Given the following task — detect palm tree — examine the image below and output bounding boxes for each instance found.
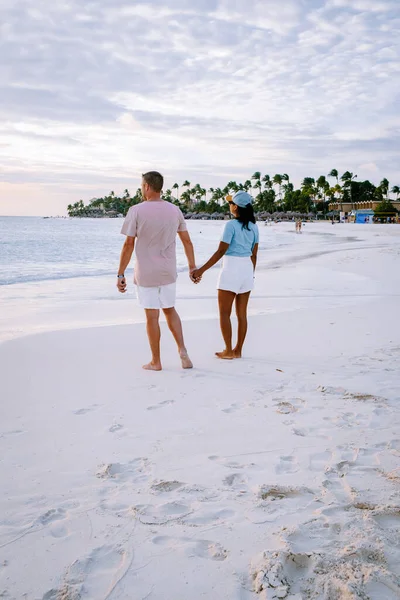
[273,174,283,204]
[227,181,240,193]
[172,182,179,200]
[244,180,252,192]
[182,180,191,207]
[391,185,400,200]
[328,169,341,211]
[379,178,389,200]
[253,179,262,199]
[262,174,272,190]
[341,172,357,209]
[180,189,191,211]
[251,172,261,198]
[316,176,330,210]
[301,178,317,210]
[328,169,339,186]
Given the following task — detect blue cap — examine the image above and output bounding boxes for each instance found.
[231,191,253,208]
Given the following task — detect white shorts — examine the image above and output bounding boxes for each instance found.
[217,255,254,295]
[136,283,176,309]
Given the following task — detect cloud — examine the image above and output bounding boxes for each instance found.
[0,0,399,214]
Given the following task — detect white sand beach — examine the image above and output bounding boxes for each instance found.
[1,223,400,599]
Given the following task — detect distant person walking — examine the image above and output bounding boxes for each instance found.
[117,171,197,371]
[192,191,259,359]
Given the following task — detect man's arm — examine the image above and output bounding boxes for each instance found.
[178,230,196,273]
[117,236,135,293]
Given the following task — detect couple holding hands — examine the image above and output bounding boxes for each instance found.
[117,171,259,371]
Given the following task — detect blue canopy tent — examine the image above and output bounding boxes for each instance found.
[354,209,374,223]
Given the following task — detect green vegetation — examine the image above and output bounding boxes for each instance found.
[67,172,399,218]
[373,200,398,218]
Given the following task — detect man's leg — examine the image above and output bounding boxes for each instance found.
[143,309,162,371]
[233,291,251,358]
[216,290,236,359]
[163,307,193,369]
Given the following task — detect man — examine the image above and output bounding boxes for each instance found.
[117,171,197,371]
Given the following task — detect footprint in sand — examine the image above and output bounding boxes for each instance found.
[42,545,130,600]
[292,426,330,440]
[221,403,239,414]
[275,455,299,475]
[152,536,228,561]
[73,408,92,415]
[150,480,184,494]
[275,401,297,414]
[208,455,256,470]
[0,429,25,438]
[387,439,400,454]
[309,450,332,473]
[257,485,310,502]
[96,457,151,483]
[132,501,193,525]
[37,508,67,525]
[318,385,388,406]
[108,423,123,433]
[147,399,175,411]
[183,507,236,527]
[73,404,99,416]
[223,473,247,488]
[246,485,315,525]
[373,508,400,533]
[35,508,69,539]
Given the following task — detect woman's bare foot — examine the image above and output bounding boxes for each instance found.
[180,352,193,369]
[233,349,242,359]
[215,350,235,360]
[142,361,162,371]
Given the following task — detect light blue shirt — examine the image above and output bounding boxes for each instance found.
[221,219,259,257]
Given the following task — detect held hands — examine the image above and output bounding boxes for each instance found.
[189,268,202,284]
[117,276,127,293]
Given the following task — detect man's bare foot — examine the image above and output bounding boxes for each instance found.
[233,349,242,359]
[180,352,193,369]
[142,361,162,371]
[215,350,235,360]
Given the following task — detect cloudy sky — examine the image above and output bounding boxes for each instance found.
[1,0,399,215]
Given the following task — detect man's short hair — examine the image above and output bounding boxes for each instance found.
[142,171,164,193]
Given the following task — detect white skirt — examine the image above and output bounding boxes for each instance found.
[217,255,254,295]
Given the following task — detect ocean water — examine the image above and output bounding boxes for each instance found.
[0,216,296,342]
[0,216,294,287]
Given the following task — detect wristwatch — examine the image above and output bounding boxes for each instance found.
[117,274,125,279]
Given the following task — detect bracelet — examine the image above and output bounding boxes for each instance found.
[117,274,125,279]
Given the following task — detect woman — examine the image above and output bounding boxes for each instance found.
[192,191,259,359]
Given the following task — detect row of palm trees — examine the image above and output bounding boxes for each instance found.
[165,171,399,213]
[68,172,400,217]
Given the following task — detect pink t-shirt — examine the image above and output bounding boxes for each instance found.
[121,200,187,287]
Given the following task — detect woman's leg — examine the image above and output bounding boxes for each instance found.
[233,291,251,358]
[216,290,236,359]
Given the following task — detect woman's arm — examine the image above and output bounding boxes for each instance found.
[193,242,229,279]
[251,243,259,270]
